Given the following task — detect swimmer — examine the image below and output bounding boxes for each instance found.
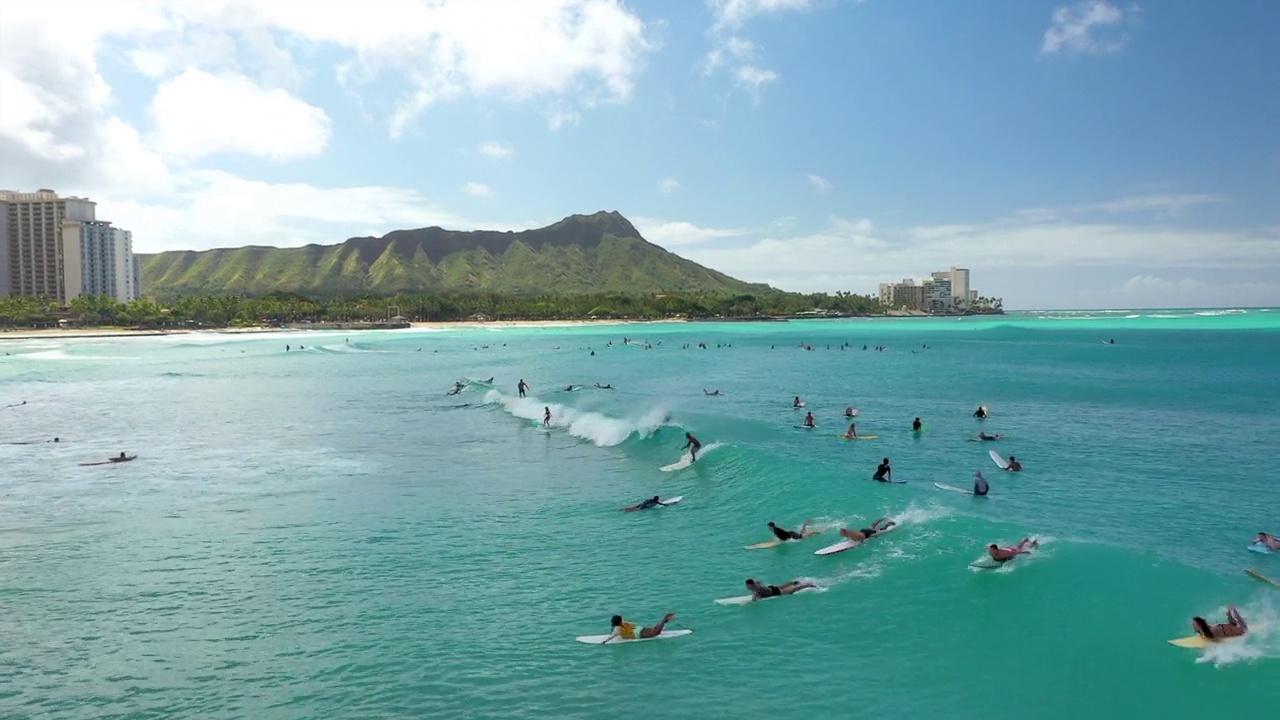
[838,517,896,543]
[745,578,816,600]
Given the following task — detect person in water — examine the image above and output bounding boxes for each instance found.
[703,389,723,396]
[745,578,816,600]
[973,471,990,496]
[873,458,892,482]
[625,496,669,512]
[987,538,1037,563]
[768,520,818,542]
[912,417,922,432]
[1192,606,1247,640]
[109,452,132,463]
[543,407,552,427]
[793,396,804,408]
[518,379,529,398]
[1254,532,1280,551]
[845,406,856,418]
[595,383,613,389]
[973,406,988,418]
[683,432,702,462]
[839,517,896,543]
[1005,456,1023,472]
[803,412,816,428]
[606,613,676,643]
[843,423,858,439]
[977,431,1001,441]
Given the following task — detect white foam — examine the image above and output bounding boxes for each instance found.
[1195,598,1278,667]
[484,390,673,447]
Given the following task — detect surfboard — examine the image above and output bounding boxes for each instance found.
[989,450,1009,470]
[745,531,823,549]
[715,587,822,605]
[1246,569,1280,588]
[934,482,975,495]
[576,628,693,645]
[623,496,683,512]
[872,476,907,484]
[79,456,136,467]
[793,402,805,408]
[1247,542,1275,555]
[838,435,878,440]
[1167,634,1243,649]
[794,425,818,430]
[815,523,900,555]
[660,454,694,472]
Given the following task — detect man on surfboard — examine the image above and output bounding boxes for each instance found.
[1192,606,1247,640]
[974,471,989,496]
[606,613,676,643]
[1004,456,1022,472]
[976,431,1001,441]
[745,578,816,600]
[986,538,1037,563]
[518,379,529,398]
[873,458,892,483]
[109,452,134,463]
[1254,532,1280,551]
[683,433,702,462]
[624,496,669,512]
[839,517,896,543]
[802,412,816,428]
[769,520,818,542]
[973,406,987,418]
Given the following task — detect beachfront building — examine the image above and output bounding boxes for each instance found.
[931,267,970,309]
[878,278,925,309]
[878,267,978,313]
[924,277,952,313]
[0,189,140,305]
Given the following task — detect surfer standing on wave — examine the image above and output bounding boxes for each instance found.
[683,433,702,463]
[543,407,552,427]
[518,379,529,398]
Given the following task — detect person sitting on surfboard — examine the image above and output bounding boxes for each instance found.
[624,496,668,512]
[793,396,804,408]
[803,412,816,428]
[1005,456,1022,472]
[109,452,134,463]
[1192,606,1247,641]
[974,471,989,496]
[768,520,817,542]
[1255,532,1280,551]
[606,613,676,643]
[683,433,702,462]
[912,417,922,432]
[838,517,896,543]
[872,458,892,483]
[973,406,987,418]
[745,578,816,600]
[843,423,858,439]
[987,538,1037,563]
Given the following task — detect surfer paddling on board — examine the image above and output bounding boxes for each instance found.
[872,458,892,483]
[977,431,1002,441]
[843,423,858,439]
[1192,606,1247,641]
[109,452,134,463]
[605,613,676,643]
[745,578,816,600]
[1005,456,1023,472]
[973,406,988,419]
[986,538,1038,563]
[624,496,669,512]
[768,520,818,542]
[802,412,816,428]
[518,379,529,398]
[912,417,922,432]
[974,471,990,496]
[683,433,702,463]
[1255,532,1280,551]
[838,518,896,543]
[703,389,723,396]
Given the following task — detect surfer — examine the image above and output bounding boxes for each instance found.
[518,379,529,398]
[606,613,676,643]
[793,396,804,408]
[845,406,856,418]
[842,423,858,439]
[109,452,134,463]
[1005,456,1023,472]
[986,538,1037,563]
[768,520,818,542]
[447,382,464,396]
[973,406,988,419]
[542,407,552,427]
[912,417,922,432]
[977,431,1001,441]
[973,471,990,496]
[1254,532,1280,551]
[802,412,816,428]
[872,457,892,483]
[838,517,896,543]
[745,578,816,600]
[1192,606,1247,640]
[703,389,723,396]
[624,496,669,512]
[595,383,613,389]
[683,432,702,462]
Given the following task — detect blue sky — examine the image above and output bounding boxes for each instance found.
[1,0,1277,309]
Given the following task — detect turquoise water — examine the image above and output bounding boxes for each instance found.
[2,308,1279,719]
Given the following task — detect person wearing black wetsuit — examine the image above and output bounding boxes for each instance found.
[912,417,922,432]
[745,578,815,600]
[873,458,891,482]
[768,520,813,541]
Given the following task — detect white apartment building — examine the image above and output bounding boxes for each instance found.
[1,189,139,305]
[878,267,977,312]
[931,267,970,308]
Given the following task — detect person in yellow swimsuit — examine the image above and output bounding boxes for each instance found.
[605,613,676,643]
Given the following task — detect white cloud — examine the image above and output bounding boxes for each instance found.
[703,0,815,101]
[478,141,513,159]
[709,0,812,32]
[548,107,582,130]
[659,178,681,195]
[1041,1,1133,56]
[632,217,748,248]
[1077,193,1224,215]
[462,182,493,198]
[807,173,832,194]
[150,69,331,162]
[1107,275,1280,309]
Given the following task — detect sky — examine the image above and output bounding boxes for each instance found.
[1,0,1277,309]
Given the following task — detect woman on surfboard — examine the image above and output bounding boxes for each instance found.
[605,613,676,643]
[843,423,858,439]
[745,578,816,600]
[1192,606,1247,640]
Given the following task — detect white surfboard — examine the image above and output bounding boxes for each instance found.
[715,587,823,605]
[815,523,900,555]
[576,628,693,645]
[934,482,974,495]
[989,450,1009,470]
[660,454,693,472]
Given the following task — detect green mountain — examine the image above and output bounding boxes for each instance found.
[140,211,769,298]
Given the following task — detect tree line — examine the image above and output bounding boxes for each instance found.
[0,290,937,328]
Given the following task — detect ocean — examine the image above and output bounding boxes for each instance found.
[2,308,1278,719]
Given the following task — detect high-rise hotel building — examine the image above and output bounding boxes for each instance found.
[0,189,142,304]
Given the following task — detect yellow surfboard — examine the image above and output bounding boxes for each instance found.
[1168,634,1243,649]
[1247,568,1280,588]
[745,540,782,549]
[838,435,878,440]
